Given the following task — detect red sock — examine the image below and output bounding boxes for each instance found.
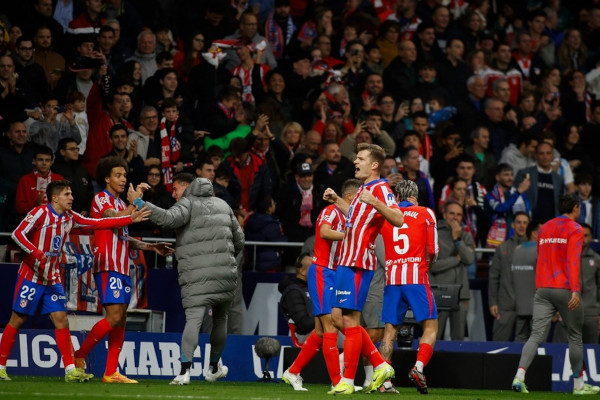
[360,327,385,367]
[289,331,322,374]
[105,326,124,376]
[55,328,75,367]
[416,343,434,368]
[322,332,341,385]
[75,318,113,359]
[342,326,362,380]
[0,324,18,366]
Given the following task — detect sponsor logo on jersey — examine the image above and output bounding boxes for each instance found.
[51,295,58,301]
[336,290,351,296]
[52,236,62,251]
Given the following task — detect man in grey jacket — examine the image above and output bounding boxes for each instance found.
[133,174,245,385]
[429,201,475,340]
[488,212,530,341]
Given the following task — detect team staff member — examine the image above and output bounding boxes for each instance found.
[0,180,149,382]
[323,143,404,395]
[283,179,361,391]
[380,180,438,395]
[512,194,600,395]
[74,157,172,384]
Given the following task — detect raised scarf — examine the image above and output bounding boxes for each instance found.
[160,117,181,191]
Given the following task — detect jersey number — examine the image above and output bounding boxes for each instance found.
[393,225,409,255]
[20,285,36,301]
[109,277,123,290]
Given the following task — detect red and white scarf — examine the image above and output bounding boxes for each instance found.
[265,12,295,59]
[298,185,313,227]
[160,117,181,191]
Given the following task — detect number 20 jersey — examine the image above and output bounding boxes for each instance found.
[381,203,438,285]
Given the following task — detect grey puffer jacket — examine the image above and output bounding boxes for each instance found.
[145,178,245,308]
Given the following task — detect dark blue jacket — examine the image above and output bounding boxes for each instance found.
[245,212,287,272]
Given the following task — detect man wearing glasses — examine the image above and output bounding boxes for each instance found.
[130,106,162,168]
[52,138,94,215]
[13,36,48,104]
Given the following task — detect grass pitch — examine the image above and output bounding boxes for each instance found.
[0,377,577,400]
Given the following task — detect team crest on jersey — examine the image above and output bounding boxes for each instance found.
[113,290,120,299]
[20,299,28,308]
[25,214,36,223]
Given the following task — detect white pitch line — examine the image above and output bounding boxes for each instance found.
[0,393,280,400]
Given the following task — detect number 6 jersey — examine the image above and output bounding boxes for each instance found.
[381,201,438,285]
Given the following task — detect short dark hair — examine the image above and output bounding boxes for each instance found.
[161,97,180,111]
[402,130,421,143]
[256,194,274,214]
[575,172,593,186]
[357,143,385,171]
[58,137,78,151]
[341,178,362,197]
[456,154,476,167]
[156,51,173,64]
[96,156,128,187]
[34,145,54,159]
[495,163,513,175]
[46,180,71,201]
[401,145,418,161]
[526,220,541,240]
[98,25,115,35]
[173,172,195,185]
[412,110,428,121]
[109,124,128,138]
[514,211,530,222]
[15,36,33,48]
[558,193,580,215]
[581,222,593,233]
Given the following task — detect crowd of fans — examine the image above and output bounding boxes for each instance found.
[2,0,600,276]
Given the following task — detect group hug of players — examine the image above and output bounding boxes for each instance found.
[282,143,438,395]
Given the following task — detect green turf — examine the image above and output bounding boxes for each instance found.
[0,377,577,400]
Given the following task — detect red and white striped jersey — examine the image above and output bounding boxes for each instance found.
[231,63,270,104]
[313,204,345,269]
[12,204,132,285]
[338,179,400,270]
[91,190,130,275]
[382,203,438,285]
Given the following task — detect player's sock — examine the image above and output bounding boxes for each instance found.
[180,361,192,375]
[209,361,219,373]
[105,326,124,376]
[75,318,113,359]
[359,327,386,368]
[362,364,373,387]
[516,367,526,381]
[289,331,322,375]
[342,326,362,380]
[55,328,75,368]
[574,376,585,391]
[322,332,341,385]
[0,324,17,366]
[415,343,433,372]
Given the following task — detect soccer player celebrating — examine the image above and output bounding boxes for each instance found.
[74,157,173,383]
[0,180,149,382]
[323,143,404,395]
[380,180,439,394]
[512,193,600,395]
[283,178,362,391]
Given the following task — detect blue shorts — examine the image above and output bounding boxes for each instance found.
[382,284,438,325]
[94,272,132,305]
[12,276,67,316]
[308,264,336,316]
[333,266,374,311]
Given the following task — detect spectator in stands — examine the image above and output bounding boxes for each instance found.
[429,201,475,340]
[561,70,595,127]
[514,142,565,223]
[97,25,119,73]
[512,31,545,88]
[296,130,322,161]
[557,28,588,73]
[431,5,455,51]
[488,212,530,341]
[499,131,537,173]
[68,0,104,37]
[526,8,555,68]
[401,130,430,177]
[264,0,298,62]
[559,123,593,177]
[32,26,65,91]
[204,87,241,139]
[59,91,89,155]
[456,75,488,138]
[376,21,401,68]
[574,173,600,239]
[483,97,515,162]
[224,11,277,71]
[22,0,65,56]
[231,41,270,105]
[51,138,94,216]
[278,162,316,265]
[157,98,195,185]
[383,39,417,103]
[486,163,531,244]
[400,146,434,210]
[415,21,444,64]
[438,37,472,104]
[464,126,496,190]
[0,55,37,130]
[481,42,522,107]
[245,194,288,272]
[29,95,81,153]
[430,126,464,201]
[103,124,145,189]
[313,141,355,211]
[128,30,157,84]
[13,36,48,105]
[82,89,132,178]
[279,253,314,341]
[15,146,64,218]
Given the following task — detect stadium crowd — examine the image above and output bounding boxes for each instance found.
[2,0,600,342]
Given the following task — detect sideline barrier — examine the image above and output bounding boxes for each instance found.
[0,329,599,392]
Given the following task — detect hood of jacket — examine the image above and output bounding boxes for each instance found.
[185,177,214,198]
[278,275,306,294]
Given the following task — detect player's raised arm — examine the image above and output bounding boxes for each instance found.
[323,188,350,215]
